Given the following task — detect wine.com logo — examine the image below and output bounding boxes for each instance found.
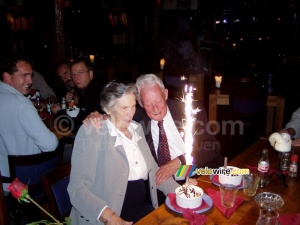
[195,166,250,175]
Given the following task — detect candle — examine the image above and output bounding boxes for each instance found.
[214,76,222,88]
[160,58,165,69]
[224,157,228,169]
[89,55,95,63]
[183,85,200,165]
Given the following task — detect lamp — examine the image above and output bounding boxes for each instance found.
[89,55,95,64]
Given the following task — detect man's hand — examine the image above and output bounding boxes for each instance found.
[65,92,74,102]
[50,104,61,115]
[280,128,295,139]
[292,137,300,147]
[82,111,107,129]
[156,158,180,186]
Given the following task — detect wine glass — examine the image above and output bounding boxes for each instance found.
[34,98,44,112]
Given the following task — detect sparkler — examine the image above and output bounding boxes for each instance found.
[182,84,201,165]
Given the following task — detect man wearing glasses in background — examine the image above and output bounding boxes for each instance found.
[51,57,106,134]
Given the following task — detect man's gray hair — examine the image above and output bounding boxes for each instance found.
[135,74,165,103]
[100,81,137,113]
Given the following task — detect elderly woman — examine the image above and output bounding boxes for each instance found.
[67,81,180,225]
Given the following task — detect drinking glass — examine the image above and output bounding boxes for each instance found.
[34,99,44,112]
[219,184,238,208]
[243,173,260,196]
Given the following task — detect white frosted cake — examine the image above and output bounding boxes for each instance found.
[218,166,242,185]
[175,185,203,208]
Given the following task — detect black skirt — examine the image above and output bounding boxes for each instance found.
[120,179,154,223]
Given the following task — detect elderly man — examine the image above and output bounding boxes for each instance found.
[52,57,105,134]
[0,53,58,179]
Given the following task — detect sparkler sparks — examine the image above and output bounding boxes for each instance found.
[182,84,201,165]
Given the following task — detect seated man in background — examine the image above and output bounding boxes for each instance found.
[281,107,300,147]
[0,53,58,180]
[56,60,79,104]
[31,70,57,100]
[51,57,106,134]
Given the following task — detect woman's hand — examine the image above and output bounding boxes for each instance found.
[82,111,107,129]
[106,214,133,225]
[100,208,133,225]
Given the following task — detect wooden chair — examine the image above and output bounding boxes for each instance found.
[41,163,72,222]
[2,140,64,223]
[0,171,8,225]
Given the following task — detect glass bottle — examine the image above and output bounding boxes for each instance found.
[35,89,41,99]
[258,149,270,187]
[279,152,291,172]
[46,94,52,115]
[288,154,298,177]
[61,97,66,110]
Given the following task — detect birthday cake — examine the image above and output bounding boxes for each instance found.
[218,166,242,185]
[175,184,203,208]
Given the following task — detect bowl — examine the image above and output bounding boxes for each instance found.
[255,192,284,210]
[218,166,242,186]
[66,106,80,118]
[175,185,203,209]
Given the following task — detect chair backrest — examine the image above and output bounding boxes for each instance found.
[7,140,64,203]
[231,94,266,115]
[41,163,72,221]
[0,171,8,225]
[229,87,268,137]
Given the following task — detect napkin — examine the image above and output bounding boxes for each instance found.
[279,213,300,225]
[182,208,207,225]
[211,175,243,188]
[206,188,244,219]
[168,193,209,212]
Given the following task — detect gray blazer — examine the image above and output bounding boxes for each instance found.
[67,120,179,225]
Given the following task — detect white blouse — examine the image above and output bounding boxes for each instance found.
[106,120,148,181]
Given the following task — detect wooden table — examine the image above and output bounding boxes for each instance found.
[135,139,300,225]
[208,89,285,134]
[43,117,74,140]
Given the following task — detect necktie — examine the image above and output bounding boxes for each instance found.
[157,120,171,166]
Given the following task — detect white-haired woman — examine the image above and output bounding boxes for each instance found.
[68,80,180,225]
